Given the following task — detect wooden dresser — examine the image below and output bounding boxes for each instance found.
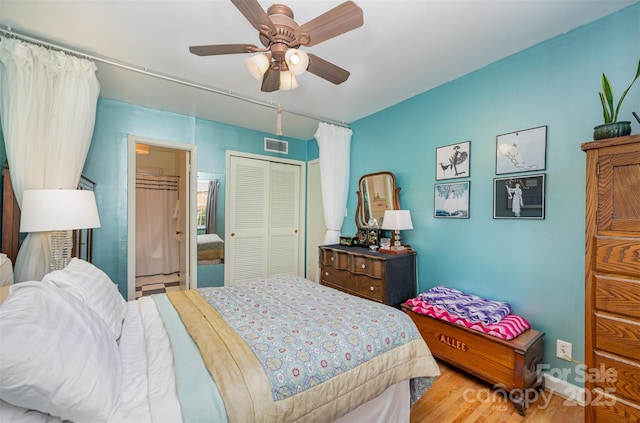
[582,134,640,422]
[318,244,416,307]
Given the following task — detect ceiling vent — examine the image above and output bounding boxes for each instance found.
[264,137,288,154]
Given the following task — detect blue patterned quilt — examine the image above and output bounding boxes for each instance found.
[197,275,427,401]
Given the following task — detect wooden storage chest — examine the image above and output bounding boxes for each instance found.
[402,305,544,415]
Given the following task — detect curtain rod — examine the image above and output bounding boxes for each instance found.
[0,27,350,129]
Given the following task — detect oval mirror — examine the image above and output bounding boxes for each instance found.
[355,171,401,229]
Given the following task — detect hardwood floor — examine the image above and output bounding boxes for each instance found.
[411,360,584,422]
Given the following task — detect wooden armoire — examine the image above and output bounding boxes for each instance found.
[582,134,640,422]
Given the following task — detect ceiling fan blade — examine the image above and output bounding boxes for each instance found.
[307,54,350,85]
[295,1,363,47]
[189,44,259,56]
[261,65,280,92]
[231,0,276,35]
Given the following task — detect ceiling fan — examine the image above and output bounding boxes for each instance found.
[189,0,364,92]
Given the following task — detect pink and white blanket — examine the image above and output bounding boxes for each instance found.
[405,297,530,341]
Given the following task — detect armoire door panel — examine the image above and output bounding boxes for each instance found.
[598,151,640,232]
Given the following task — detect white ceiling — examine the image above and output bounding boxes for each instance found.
[0,0,635,140]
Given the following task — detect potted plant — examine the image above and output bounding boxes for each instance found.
[593,58,640,140]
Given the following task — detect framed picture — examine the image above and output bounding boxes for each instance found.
[434,181,470,218]
[493,174,545,219]
[495,126,547,175]
[436,141,471,180]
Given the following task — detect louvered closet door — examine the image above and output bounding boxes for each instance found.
[227,156,301,285]
[228,157,270,284]
[269,162,300,276]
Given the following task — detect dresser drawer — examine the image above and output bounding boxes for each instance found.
[594,351,640,404]
[595,275,640,319]
[320,248,349,268]
[595,236,640,277]
[320,265,384,302]
[595,312,640,361]
[350,255,384,279]
[592,390,640,423]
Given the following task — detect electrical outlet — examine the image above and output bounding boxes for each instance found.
[556,339,572,361]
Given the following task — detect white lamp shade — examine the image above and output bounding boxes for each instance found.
[279,70,299,90]
[381,210,413,230]
[285,48,309,75]
[20,189,101,232]
[245,54,270,80]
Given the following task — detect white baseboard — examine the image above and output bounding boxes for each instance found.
[543,374,586,406]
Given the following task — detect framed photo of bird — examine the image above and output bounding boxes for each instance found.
[495,126,547,175]
[435,141,471,180]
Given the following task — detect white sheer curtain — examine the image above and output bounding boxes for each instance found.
[314,122,352,245]
[135,176,180,277]
[0,38,100,281]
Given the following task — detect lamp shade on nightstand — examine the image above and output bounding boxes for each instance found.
[20,189,101,232]
[20,189,101,271]
[381,210,413,249]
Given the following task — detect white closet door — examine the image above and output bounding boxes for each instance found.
[226,156,301,285]
[268,162,300,276]
[227,156,270,284]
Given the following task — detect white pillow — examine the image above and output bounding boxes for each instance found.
[42,258,127,339]
[0,281,122,422]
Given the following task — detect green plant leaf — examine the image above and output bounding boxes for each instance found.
[601,73,615,122]
[612,58,640,122]
[599,92,612,123]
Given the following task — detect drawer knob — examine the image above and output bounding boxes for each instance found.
[370,286,375,291]
[361,264,366,269]
[330,257,334,261]
[325,272,329,276]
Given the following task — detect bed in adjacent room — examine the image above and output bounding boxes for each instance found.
[197,233,224,265]
[0,259,439,423]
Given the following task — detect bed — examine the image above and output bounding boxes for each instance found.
[0,259,439,423]
[197,233,224,265]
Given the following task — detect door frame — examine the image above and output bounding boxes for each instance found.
[126,135,198,300]
[224,150,306,286]
[306,159,325,282]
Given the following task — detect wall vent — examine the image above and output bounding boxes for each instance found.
[264,137,288,154]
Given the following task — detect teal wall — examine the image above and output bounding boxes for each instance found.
[1,3,638,389]
[344,4,640,386]
[81,99,309,295]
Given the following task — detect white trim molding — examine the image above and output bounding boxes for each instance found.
[543,374,586,406]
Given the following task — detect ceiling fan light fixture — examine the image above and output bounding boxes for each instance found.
[279,70,298,91]
[285,48,309,75]
[245,54,270,80]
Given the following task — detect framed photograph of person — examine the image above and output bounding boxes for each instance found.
[495,126,547,175]
[435,141,471,180]
[434,181,470,218]
[493,174,545,219]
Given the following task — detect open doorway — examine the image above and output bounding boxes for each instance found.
[126,135,197,300]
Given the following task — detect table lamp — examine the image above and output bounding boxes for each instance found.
[381,210,413,250]
[20,189,101,271]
